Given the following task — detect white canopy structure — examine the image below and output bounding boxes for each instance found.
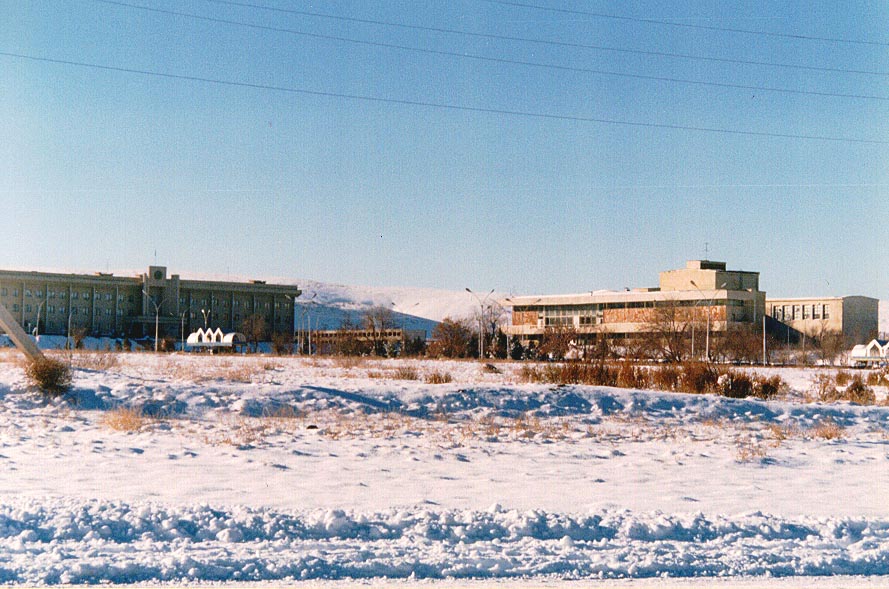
[186,328,247,351]
[849,339,888,367]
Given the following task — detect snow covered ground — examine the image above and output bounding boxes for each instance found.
[2,351,889,585]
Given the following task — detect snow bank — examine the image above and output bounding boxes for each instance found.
[3,499,889,584]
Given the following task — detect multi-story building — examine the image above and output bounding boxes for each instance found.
[0,266,301,340]
[503,260,766,347]
[765,296,878,344]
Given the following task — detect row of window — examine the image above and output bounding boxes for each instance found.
[772,304,830,321]
[0,287,135,303]
[177,296,290,310]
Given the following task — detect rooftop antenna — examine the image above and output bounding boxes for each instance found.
[704,242,710,258]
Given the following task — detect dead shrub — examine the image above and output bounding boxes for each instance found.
[751,374,786,400]
[821,374,875,405]
[811,373,837,403]
[718,370,753,399]
[866,370,886,386]
[69,352,119,371]
[393,366,419,380]
[616,360,649,389]
[102,406,146,432]
[841,375,876,405]
[811,418,844,440]
[835,370,851,387]
[650,364,681,391]
[24,356,72,396]
[425,371,453,384]
[679,362,719,394]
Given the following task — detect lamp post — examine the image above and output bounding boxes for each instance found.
[466,287,495,359]
[34,300,46,339]
[391,301,419,356]
[180,309,190,352]
[142,289,163,353]
[201,308,211,330]
[689,280,726,362]
[298,293,316,355]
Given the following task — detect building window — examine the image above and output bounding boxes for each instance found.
[71,307,78,315]
[105,293,112,301]
[72,292,78,299]
[48,290,55,298]
[83,292,90,300]
[36,290,43,298]
[25,304,31,313]
[0,288,6,296]
[48,305,55,314]
[813,305,820,319]
[25,289,32,297]
[802,305,810,320]
[12,289,18,297]
[823,305,830,319]
[12,304,19,311]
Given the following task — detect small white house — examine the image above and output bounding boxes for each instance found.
[849,339,888,367]
[186,328,247,352]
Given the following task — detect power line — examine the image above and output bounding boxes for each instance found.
[2,50,886,145]
[482,0,889,47]
[92,0,889,102]
[201,0,889,77]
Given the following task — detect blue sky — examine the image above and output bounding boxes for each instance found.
[2,0,887,298]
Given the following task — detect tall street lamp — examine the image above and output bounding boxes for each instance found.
[33,300,46,339]
[201,308,211,329]
[690,280,726,362]
[180,308,190,352]
[466,287,495,359]
[143,289,163,352]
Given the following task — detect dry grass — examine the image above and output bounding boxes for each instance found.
[23,356,72,396]
[68,352,120,371]
[735,437,769,462]
[811,418,845,440]
[102,406,147,432]
[425,371,453,384]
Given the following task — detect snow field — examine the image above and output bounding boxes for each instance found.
[2,352,889,584]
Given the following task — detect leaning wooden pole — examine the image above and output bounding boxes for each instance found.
[0,303,45,361]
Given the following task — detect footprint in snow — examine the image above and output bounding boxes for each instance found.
[129,448,144,454]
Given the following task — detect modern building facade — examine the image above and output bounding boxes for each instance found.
[0,266,301,340]
[503,260,766,346]
[765,296,878,344]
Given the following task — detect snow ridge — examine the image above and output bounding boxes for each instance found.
[4,499,889,584]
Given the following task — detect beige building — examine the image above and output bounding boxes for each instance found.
[0,266,300,340]
[503,260,766,345]
[765,296,878,344]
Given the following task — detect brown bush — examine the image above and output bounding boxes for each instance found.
[866,369,888,387]
[811,418,844,440]
[425,371,453,384]
[24,356,72,396]
[616,359,649,389]
[752,374,786,400]
[835,370,851,387]
[102,406,146,432]
[393,366,419,380]
[650,364,681,391]
[718,370,753,399]
[811,373,837,402]
[820,374,875,405]
[679,362,719,394]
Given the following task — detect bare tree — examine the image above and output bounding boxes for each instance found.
[539,325,578,361]
[647,299,690,363]
[428,317,473,358]
[363,305,395,356]
[241,314,267,353]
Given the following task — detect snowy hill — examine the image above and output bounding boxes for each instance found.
[289,278,495,334]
